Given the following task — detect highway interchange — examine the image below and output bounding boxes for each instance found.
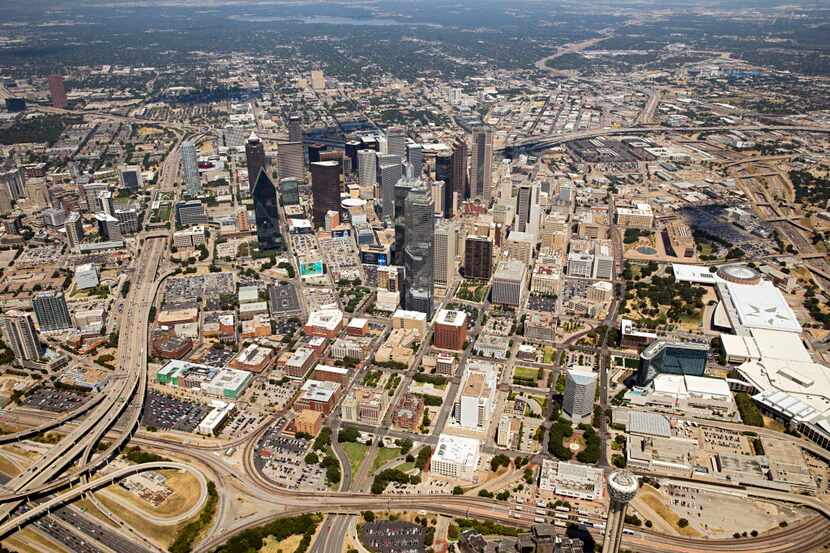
[0,116,829,552]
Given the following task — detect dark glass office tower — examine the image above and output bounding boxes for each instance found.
[252,169,282,252]
[310,161,341,228]
[279,178,301,206]
[451,137,468,202]
[435,152,453,218]
[638,341,710,385]
[403,184,434,319]
[246,133,266,193]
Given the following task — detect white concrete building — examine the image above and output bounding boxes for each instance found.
[430,434,481,481]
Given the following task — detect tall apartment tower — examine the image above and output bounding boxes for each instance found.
[251,169,282,252]
[48,75,68,109]
[433,220,457,287]
[245,133,266,192]
[602,472,640,553]
[0,311,44,363]
[357,150,377,188]
[310,161,341,228]
[451,137,468,206]
[464,235,493,280]
[406,143,424,177]
[180,140,201,197]
[287,114,303,143]
[278,142,304,181]
[32,291,72,332]
[378,154,402,221]
[403,184,435,319]
[563,368,598,423]
[64,211,84,251]
[385,127,406,160]
[470,126,493,203]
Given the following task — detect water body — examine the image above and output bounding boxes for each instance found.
[229,15,434,27]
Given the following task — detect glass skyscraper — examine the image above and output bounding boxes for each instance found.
[180,140,201,197]
[252,169,282,252]
[403,183,434,320]
[638,341,709,385]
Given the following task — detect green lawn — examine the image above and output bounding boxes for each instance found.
[393,462,416,473]
[529,395,548,413]
[341,442,370,475]
[543,347,556,364]
[371,447,401,473]
[514,366,541,380]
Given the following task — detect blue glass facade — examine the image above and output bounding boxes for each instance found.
[638,341,709,385]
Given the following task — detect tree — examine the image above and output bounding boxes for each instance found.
[304,452,319,465]
[452,486,463,495]
[362,511,375,523]
[399,437,413,455]
[338,426,360,443]
[678,518,689,528]
[490,454,510,471]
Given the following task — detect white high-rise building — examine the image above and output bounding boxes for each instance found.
[0,311,43,363]
[378,154,402,220]
[64,211,84,251]
[357,150,377,188]
[563,368,597,423]
[568,252,594,279]
[407,143,423,176]
[181,140,201,197]
[431,434,481,481]
[83,182,108,213]
[593,242,614,280]
[455,361,497,430]
[433,220,457,287]
[385,127,406,160]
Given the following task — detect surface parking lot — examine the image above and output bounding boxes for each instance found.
[142,391,210,432]
[528,294,557,312]
[218,411,263,439]
[22,387,88,413]
[256,429,327,491]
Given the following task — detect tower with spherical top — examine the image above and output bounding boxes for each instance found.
[602,470,640,553]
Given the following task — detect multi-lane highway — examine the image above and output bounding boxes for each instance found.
[503,124,830,153]
[0,237,164,516]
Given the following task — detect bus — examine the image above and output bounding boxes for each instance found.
[555,506,570,513]
[554,521,568,528]
[534,516,545,523]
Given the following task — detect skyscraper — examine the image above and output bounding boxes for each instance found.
[407,143,424,176]
[48,75,68,109]
[563,369,598,423]
[515,183,537,233]
[464,236,493,280]
[310,161,341,228]
[403,183,434,319]
[0,311,43,363]
[287,114,303,143]
[435,152,453,218]
[385,127,406,160]
[278,142,304,181]
[83,182,108,213]
[394,176,420,262]
[451,136,468,209]
[32,291,72,332]
[433,220,457,287]
[279,178,301,206]
[378,154,402,221]
[252,169,282,252]
[602,472,640,553]
[64,211,84,251]
[245,133,266,192]
[180,140,201,197]
[357,150,377,188]
[470,126,493,203]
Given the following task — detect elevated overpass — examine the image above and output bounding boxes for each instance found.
[502,124,830,155]
[0,237,165,514]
